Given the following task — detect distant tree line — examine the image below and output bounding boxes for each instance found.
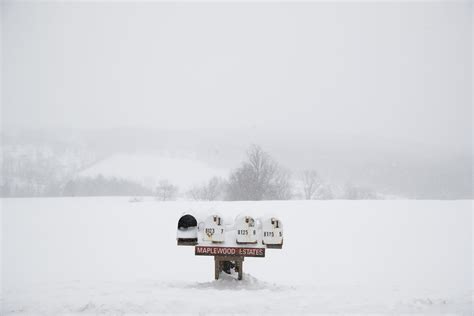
[63,175,152,196]
[183,145,380,201]
[155,180,179,201]
[182,145,379,201]
[1,143,380,199]
[0,144,100,197]
[186,177,226,201]
[67,146,379,200]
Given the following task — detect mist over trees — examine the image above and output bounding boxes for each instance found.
[0,140,382,200]
[187,177,225,201]
[302,170,323,200]
[343,183,378,200]
[0,141,100,197]
[300,170,335,200]
[1,128,471,199]
[155,180,178,201]
[226,145,293,201]
[63,175,152,196]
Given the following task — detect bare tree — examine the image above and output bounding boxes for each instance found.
[226,163,256,200]
[204,177,224,201]
[268,168,293,200]
[227,145,292,200]
[156,180,178,201]
[187,177,225,201]
[318,184,334,200]
[301,170,323,200]
[343,183,378,200]
[186,186,202,201]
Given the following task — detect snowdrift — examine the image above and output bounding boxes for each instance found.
[1,198,472,314]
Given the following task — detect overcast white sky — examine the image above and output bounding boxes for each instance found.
[2,1,472,148]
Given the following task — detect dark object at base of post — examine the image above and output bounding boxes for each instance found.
[177,238,198,246]
[222,261,235,274]
[214,256,244,280]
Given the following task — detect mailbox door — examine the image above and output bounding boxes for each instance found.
[177,214,199,246]
[236,222,257,244]
[262,227,283,245]
[203,222,225,243]
[177,226,198,245]
[177,226,198,239]
[262,218,283,246]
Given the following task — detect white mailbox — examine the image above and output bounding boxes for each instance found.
[203,214,225,243]
[177,214,198,245]
[262,217,283,248]
[235,215,258,244]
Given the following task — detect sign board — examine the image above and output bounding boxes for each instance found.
[195,246,265,257]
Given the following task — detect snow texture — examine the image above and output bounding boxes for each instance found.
[1,198,472,315]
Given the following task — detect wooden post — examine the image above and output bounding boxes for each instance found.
[214,257,221,280]
[237,260,243,280]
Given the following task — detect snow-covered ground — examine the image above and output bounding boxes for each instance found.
[1,198,472,315]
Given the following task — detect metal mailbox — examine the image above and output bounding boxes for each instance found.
[262,217,283,248]
[203,214,225,243]
[176,214,198,245]
[235,215,257,244]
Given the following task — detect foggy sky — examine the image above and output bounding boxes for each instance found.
[2,1,472,148]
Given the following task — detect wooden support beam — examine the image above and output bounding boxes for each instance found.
[214,259,221,280]
[237,260,243,280]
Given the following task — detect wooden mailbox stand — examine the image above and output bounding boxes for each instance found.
[177,214,283,281]
[195,245,265,280]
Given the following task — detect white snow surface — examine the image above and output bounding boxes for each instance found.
[1,198,472,315]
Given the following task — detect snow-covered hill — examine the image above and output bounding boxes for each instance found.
[78,153,229,190]
[2,198,472,314]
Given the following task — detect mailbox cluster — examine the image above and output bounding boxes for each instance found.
[176,213,283,280]
[176,213,284,249]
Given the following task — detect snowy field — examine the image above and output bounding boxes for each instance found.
[1,198,472,315]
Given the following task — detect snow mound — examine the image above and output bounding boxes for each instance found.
[192,273,289,291]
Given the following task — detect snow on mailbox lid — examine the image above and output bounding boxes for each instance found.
[235,215,257,244]
[202,214,225,243]
[262,217,283,249]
